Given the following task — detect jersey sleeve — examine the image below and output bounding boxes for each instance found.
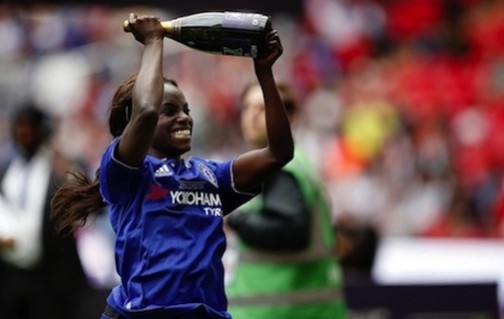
[99,137,141,205]
[202,157,259,215]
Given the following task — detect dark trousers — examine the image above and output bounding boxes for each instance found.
[101,304,124,319]
[0,265,83,319]
[101,304,217,319]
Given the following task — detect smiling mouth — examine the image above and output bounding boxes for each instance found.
[171,129,191,139]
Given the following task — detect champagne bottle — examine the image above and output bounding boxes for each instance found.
[123,11,272,58]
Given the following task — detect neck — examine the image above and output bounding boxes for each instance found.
[149,148,182,161]
[17,146,41,162]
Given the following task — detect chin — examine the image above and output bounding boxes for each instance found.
[177,145,191,155]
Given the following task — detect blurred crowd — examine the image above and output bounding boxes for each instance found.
[1,0,504,278]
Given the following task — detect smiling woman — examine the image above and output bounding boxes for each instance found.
[50,12,293,319]
[149,79,193,158]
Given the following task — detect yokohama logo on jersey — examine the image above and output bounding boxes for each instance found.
[170,190,222,206]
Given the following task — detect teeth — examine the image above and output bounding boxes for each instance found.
[172,129,191,138]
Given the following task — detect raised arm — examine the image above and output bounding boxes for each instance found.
[233,30,294,192]
[116,14,166,166]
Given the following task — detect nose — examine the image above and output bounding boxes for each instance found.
[176,111,191,123]
[247,108,261,124]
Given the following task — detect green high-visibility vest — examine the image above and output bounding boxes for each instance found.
[226,149,348,319]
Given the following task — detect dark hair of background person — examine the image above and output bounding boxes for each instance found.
[10,103,53,157]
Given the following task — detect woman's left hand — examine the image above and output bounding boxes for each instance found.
[254,30,283,71]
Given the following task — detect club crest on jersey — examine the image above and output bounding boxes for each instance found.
[154,163,173,178]
[198,163,218,188]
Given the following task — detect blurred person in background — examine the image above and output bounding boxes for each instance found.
[0,103,89,319]
[225,83,347,319]
[333,217,378,285]
[51,13,293,319]
[419,179,488,238]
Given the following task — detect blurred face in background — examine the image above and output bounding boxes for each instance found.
[241,84,267,149]
[13,115,46,160]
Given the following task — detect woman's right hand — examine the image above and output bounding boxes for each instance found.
[126,13,165,45]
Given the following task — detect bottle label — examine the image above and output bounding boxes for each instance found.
[222,38,258,58]
[223,12,265,31]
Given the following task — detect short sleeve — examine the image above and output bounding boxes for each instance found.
[201,157,259,215]
[99,138,141,205]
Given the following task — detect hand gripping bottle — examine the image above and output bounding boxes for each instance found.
[123,11,272,58]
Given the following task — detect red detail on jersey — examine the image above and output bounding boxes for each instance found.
[146,183,169,200]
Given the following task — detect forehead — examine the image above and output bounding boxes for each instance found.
[243,85,264,108]
[162,82,186,104]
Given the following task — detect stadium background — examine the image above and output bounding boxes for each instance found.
[1,0,504,318]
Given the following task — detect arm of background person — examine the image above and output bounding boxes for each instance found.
[227,171,310,251]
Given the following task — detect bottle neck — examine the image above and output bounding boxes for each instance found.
[162,19,179,36]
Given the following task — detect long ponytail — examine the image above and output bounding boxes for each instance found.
[50,74,137,234]
[51,171,104,234]
[51,75,179,234]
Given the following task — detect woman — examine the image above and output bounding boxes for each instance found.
[51,13,293,319]
[225,83,347,319]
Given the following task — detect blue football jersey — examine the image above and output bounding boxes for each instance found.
[99,138,256,319]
